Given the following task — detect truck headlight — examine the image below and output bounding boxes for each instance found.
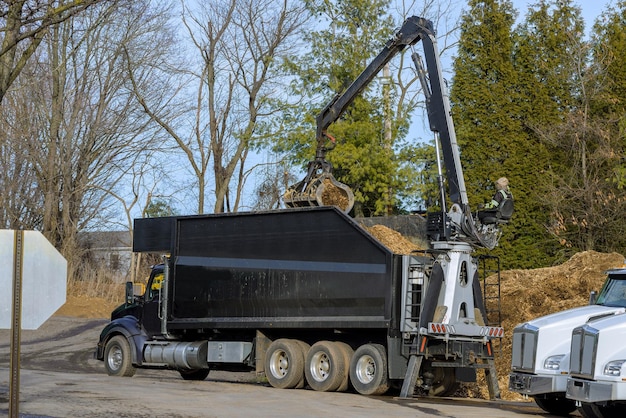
[604,360,626,377]
[544,355,566,370]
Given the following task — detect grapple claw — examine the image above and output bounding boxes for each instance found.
[283,172,354,213]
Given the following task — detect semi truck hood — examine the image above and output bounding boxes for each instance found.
[518,304,625,331]
[512,305,625,374]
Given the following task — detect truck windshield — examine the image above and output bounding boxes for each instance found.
[596,275,626,307]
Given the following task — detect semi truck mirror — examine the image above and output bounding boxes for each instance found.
[589,290,597,305]
[125,282,134,305]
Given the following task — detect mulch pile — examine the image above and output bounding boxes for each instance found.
[320,178,351,212]
[365,224,422,254]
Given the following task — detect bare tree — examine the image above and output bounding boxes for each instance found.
[0,0,105,103]
[127,0,308,214]
[205,0,308,212]
[0,1,170,276]
[0,87,42,228]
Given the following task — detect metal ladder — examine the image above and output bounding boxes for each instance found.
[399,261,427,398]
[479,254,502,400]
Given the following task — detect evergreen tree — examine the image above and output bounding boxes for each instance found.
[279,0,416,216]
[512,0,586,263]
[514,0,584,125]
[593,1,626,193]
[591,1,626,118]
[450,0,546,268]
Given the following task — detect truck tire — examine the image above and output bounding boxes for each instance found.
[534,395,576,416]
[349,344,389,396]
[590,403,623,418]
[577,403,602,418]
[104,335,136,377]
[305,341,346,392]
[429,367,459,397]
[334,341,354,392]
[179,369,210,381]
[293,340,311,389]
[265,339,305,389]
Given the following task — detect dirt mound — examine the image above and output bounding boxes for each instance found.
[54,295,119,319]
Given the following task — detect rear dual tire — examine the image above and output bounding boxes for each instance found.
[305,341,348,392]
[265,339,306,389]
[349,344,389,396]
[265,339,390,396]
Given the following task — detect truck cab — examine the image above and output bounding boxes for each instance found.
[509,268,626,415]
[124,265,163,335]
[567,307,626,418]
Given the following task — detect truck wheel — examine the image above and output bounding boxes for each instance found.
[349,344,389,396]
[305,341,346,392]
[534,395,576,416]
[334,341,354,392]
[592,403,623,418]
[179,369,210,381]
[293,340,311,389]
[577,403,602,418]
[429,367,459,397]
[104,335,136,377]
[265,339,305,389]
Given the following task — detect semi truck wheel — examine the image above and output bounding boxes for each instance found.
[577,403,601,418]
[293,340,311,389]
[534,395,576,416]
[590,403,623,418]
[429,367,459,397]
[305,341,346,392]
[265,339,305,389]
[349,344,389,396]
[334,341,354,392]
[104,335,136,377]
[179,369,210,381]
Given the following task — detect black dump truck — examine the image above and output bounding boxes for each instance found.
[96,16,509,398]
[96,206,502,396]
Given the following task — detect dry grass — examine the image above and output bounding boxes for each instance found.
[67,266,127,304]
[55,265,130,318]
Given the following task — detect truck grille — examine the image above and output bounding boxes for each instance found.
[511,323,538,372]
[570,324,599,379]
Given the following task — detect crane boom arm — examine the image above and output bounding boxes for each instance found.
[315,16,467,208]
[286,16,509,249]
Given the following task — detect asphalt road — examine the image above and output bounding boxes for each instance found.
[0,316,577,417]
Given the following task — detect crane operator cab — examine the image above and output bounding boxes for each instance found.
[477,177,514,225]
[477,197,514,225]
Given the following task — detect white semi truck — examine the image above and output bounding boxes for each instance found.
[509,267,626,416]
[566,271,626,418]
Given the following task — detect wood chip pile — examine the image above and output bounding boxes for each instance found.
[320,178,350,212]
[365,224,422,253]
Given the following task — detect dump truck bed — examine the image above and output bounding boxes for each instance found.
[133,207,400,331]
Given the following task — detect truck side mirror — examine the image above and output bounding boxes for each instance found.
[589,290,597,305]
[125,281,134,305]
[125,282,146,305]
